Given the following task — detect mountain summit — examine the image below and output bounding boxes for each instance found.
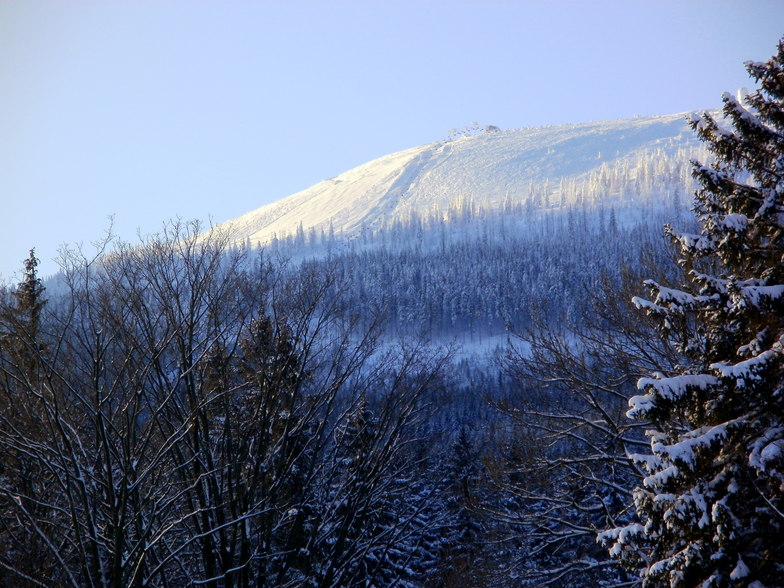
[217,113,702,247]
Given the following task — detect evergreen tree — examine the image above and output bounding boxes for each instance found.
[434,426,488,586]
[0,249,51,585]
[14,249,45,330]
[602,40,784,586]
[3,249,46,377]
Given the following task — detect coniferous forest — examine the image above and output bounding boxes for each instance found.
[1,40,783,587]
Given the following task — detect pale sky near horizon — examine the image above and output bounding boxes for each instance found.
[1,0,782,281]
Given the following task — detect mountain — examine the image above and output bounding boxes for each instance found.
[216,113,704,248]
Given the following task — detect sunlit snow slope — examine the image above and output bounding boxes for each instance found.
[217,113,701,246]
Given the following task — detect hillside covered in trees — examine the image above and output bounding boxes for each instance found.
[1,40,783,587]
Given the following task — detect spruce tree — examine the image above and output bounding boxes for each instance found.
[7,249,46,376]
[601,40,784,586]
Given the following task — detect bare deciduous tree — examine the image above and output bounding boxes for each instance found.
[492,259,683,586]
[0,221,449,587]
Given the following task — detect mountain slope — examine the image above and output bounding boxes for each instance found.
[218,113,703,247]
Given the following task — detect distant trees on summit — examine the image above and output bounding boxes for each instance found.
[446,122,499,139]
[257,136,703,252]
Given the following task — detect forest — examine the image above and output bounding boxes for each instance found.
[1,41,782,587]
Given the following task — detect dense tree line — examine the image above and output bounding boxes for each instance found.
[292,206,686,339]
[492,39,784,587]
[2,40,780,588]
[0,224,455,587]
[0,176,702,588]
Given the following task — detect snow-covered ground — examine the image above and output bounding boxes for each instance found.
[216,112,704,248]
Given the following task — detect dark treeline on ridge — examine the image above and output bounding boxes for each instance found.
[296,206,687,339]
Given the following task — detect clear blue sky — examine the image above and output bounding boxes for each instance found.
[1,0,782,281]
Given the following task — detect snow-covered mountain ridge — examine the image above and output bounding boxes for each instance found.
[216,112,705,248]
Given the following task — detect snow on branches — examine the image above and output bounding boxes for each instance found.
[602,39,784,587]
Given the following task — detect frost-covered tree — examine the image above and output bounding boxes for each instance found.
[0,222,451,587]
[602,40,784,586]
[497,259,679,587]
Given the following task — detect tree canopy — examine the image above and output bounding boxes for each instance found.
[602,39,784,587]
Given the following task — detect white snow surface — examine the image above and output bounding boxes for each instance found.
[628,374,718,419]
[215,113,700,247]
